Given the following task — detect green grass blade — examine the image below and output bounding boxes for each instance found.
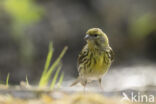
[39,42,53,87]
[50,65,61,89]
[6,73,10,87]
[26,75,29,86]
[57,72,64,88]
[43,42,53,76]
[43,46,68,86]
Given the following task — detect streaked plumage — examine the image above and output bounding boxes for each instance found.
[71,28,114,88]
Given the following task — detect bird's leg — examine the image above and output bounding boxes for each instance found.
[98,78,103,90]
[81,80,87,93]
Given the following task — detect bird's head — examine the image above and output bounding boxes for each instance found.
[84,28,109,48]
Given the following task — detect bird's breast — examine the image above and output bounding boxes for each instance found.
[92,51,111,71]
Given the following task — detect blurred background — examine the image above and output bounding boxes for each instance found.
[0,0,156,89]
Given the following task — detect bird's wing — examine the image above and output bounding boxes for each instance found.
[104,47,114,62]
[107,47,114,61]
[77,45,89,72]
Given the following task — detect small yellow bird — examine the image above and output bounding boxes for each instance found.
[71,28,114,88]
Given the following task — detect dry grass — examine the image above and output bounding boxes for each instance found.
[0,92,136,104]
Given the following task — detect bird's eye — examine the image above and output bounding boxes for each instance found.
[93,34,98,37]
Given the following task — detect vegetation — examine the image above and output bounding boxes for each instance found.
[6,73,10,87]
[0,42,67,89]
[39,42,68,88]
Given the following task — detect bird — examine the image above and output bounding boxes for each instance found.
[71,28,114,89]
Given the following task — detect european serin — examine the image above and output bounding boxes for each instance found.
[71,28,114,89]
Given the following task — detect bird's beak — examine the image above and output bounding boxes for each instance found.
[84,34,90,40]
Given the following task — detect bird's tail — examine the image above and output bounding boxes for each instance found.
[70,77,81,87]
